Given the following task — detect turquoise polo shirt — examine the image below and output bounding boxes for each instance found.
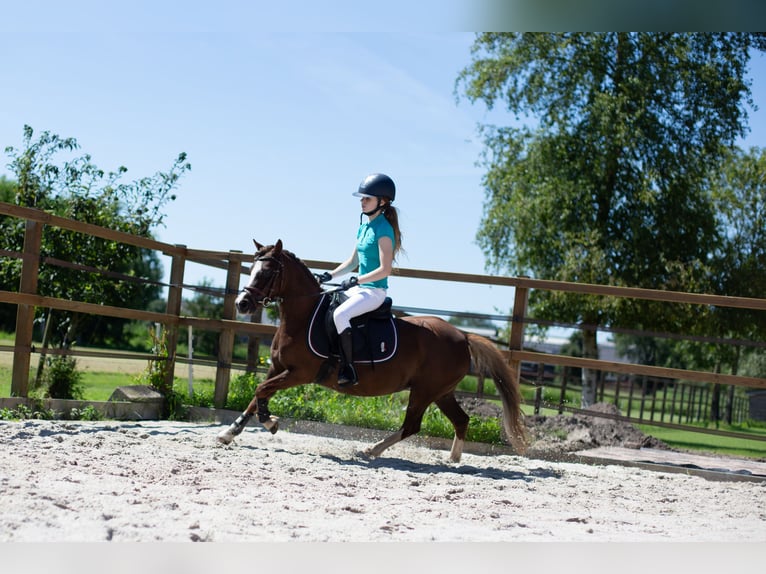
[356,215,396,288]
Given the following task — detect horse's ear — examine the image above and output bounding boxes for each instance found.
[253,239,264,251]
[274,239,283,255]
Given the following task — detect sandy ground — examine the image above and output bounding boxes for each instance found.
[1,418,765,543]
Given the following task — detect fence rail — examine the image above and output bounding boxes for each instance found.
[2,201,765,446]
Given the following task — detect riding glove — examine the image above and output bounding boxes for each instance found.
[316,272,332,284]
[340,276,358,290]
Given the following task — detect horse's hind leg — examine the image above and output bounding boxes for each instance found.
[364,393,430,459]
[435,393,470,463]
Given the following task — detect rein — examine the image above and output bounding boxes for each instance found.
[241,252,342,308]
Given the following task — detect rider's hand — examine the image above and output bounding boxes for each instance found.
[340,276,358,290]
[315,272,332,284]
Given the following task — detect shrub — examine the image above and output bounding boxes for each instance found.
[44,355,84,400]
[225,372,260,412]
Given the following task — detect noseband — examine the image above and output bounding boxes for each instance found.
[241,255,284,307]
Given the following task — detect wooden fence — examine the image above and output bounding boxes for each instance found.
[2,201,766,444]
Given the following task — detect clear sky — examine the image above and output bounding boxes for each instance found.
[3,3,766,326]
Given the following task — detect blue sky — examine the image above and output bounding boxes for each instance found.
[3,4,766,325]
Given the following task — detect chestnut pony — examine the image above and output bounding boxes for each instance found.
[217,240,527,462]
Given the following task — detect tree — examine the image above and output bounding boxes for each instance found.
[457,33,766,406]
[1,125,191,369]
[0,176,17,330]
[705,146,766,422]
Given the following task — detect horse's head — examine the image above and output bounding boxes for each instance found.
[235,239,285,314]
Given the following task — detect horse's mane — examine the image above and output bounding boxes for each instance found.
[259,244,318,288]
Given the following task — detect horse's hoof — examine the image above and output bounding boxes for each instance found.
[217,429,235,445]
[263,416,279,434]
[361,448,376,459]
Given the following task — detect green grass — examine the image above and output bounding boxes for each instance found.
[0,367,136,401]
[637,422,766,460]
[80,372,138,401]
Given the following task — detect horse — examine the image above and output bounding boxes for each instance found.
[217,240,527,462]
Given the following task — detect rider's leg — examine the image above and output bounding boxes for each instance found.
[337,326,357,387]
[332,286,387,386]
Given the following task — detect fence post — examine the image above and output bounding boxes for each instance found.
[649,379,658,422]
[627,375,636,418]
[214,251,241,408]
[507,284,529,405]
[660,382,668,423]
[534,364,544,414]
[187,325,194,398]
[11,219,43,397]
[558,366,569,414]
[671,383,679,423]
[164,246,187,394]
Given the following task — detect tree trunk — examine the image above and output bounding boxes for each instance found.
[581,327,599,407]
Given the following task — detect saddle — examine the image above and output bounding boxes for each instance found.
[307,292,398,366]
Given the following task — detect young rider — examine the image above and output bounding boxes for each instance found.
[317,173,403,387]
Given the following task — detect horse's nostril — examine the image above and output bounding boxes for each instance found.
[235,297,248,313]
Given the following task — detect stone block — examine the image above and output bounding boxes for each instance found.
[108,385,163,403]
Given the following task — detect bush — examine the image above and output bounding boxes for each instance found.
[0,402,55,420]
[44,355,83,400]
[225,372,260,411]
[68,405,102,421]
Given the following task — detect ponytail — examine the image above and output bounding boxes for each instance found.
[383,204,404,261]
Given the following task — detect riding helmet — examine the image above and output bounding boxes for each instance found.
[353,173,396,202]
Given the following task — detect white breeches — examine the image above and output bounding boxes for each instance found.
[332,286,387,333]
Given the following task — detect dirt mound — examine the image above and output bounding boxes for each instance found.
[459,399,669,456]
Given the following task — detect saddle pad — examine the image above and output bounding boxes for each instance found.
[307,294,398,363]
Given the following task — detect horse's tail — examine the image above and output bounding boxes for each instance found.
[466,333,528,454]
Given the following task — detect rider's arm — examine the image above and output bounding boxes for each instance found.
[328,247,359,280]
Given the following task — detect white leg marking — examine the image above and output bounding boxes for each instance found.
[449,436,464,463]
[365,430,404,458]
[217,428,236,444]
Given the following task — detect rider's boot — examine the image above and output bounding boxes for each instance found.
[337,327,358,387]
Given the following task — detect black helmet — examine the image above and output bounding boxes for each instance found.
[353,173,395,202]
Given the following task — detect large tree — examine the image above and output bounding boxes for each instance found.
[457,33,766,406]
[706,146,766,421]
[1,125,190,358]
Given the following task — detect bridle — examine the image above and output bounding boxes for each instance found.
[239,250,342,310]
[241,255,285,308]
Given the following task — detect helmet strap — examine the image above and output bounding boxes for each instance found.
[360,198,384,222]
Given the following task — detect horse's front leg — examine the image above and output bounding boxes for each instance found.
[216,368,295,444]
